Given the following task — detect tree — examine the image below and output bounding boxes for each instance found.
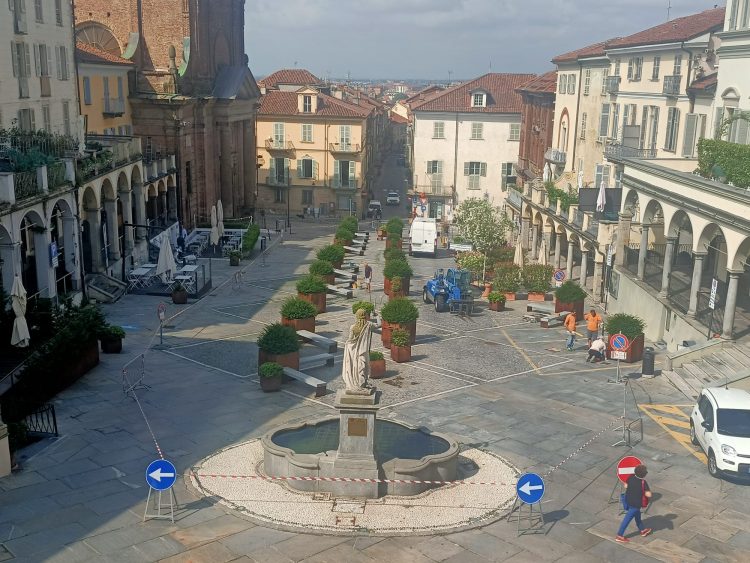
[454,198,512,282]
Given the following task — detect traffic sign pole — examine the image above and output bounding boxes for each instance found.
[508,473,546,535]
[609,456,644,509]
[143,459,178,523]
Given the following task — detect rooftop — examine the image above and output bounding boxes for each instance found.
[688,72,718,94]
[258,91,371,118]
[259,69,322,89]
[411,73,536,114]
[517,70,558,94]
[607,7,725,49]
[552,40,612,64]
[76,41,133,66]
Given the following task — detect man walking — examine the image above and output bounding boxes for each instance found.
[616,464,652,542]
[564,311,577,351]
[584,308,603,348]
[363,262,373,293]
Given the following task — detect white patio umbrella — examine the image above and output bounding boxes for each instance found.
[596,180,607,212]
[155,232,177,284]
[538,238,549,267]
[10,276,30,348]
[209,205,219,249]
[217,200,225,238]
[513,236,525,268]
[577,170,584,191]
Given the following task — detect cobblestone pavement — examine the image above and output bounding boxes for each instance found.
[2,159,750,562]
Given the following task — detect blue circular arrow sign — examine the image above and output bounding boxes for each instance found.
[146,459,177,491]
[516,472,545,504]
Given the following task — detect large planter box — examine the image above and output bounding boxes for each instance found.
[385,276,410,297]
[607,336,645,363]
[481,283,493,298]
[381,320,392,348]
[258,350,300,371]
[322,274,335,285]
[528,292,545,302]
[370,359,386,378]
[386,238,402,250]
[260,375,282,392]
[298,291,326,313]
[504,292,517,301]
[555,299,584,319]
[488,301,505,312]
[172,290,188,304]
[390,345,412,363]
[388,321,416,345]
[281,316,315,333]
[335,238,352,247]
[100,337,123,354]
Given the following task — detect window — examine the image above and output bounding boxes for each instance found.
[464,161,486,190]
[664,107,680,151]
[11,42,32,98]
[472,93,485,107]
[558,74,568,94]
[509,123,520,141]
[594,164,611,189]
[275,188,285,203]
[41,104,50,132]
[270,156,288,184]
[648,106,660,150]
[297,157,318,179]
[583,69,591,96]
[55,0,63,25]
[652,57,661,80]
[601,68,609,94]
[273,123,285,147]
[426,160,443,188]
[580,112,587,139]
[682,113,708,157]
[83,76,92,104]
[34,0,43,22]
[614,59,621,76]
[301,123,313,142]
[611,104,620,140]
[333,160,355,188]
[302,95,312,113]
[567,74,576,95]
[339,125,351,149]
[35,43,51,77]
[17,108,35,132]
[500,162,516,190]
[470,122,483,140]
[673,55,682,76]
[627,57,642,81]
[598,103,611,138]
[433,121,445,138]
[302,190,313,205]
[56,45,69,80]
[117,76,124,100]
[615,170,623,190]
[729,112,749,144]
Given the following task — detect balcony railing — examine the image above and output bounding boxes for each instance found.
[544,148,566,165]
[663,75,681,97]
[13,171,40,200]
[507,189,522,209]
[86,135,143,168]
[333,179,359,190]
[329,142,361,154]
[47,161,68,189]
[605,76,621,94]
[103,97,125,117]
[414,184,448,196]
[266,173,290,187]
[265,139,295,152]
[604,143,656,160]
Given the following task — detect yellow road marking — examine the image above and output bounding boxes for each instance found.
[640,404,707,463]
[501,328,539,372]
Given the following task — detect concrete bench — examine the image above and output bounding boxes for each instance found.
[340,263,360,272]
[282,367,327,397]
[300,353,335,370]
[297,330,338,354]
[526,302,555,314]
[355,231,370,238]
[334,269,356,280]
[344,246,365,256]
[540,313,568,329]
[327,284,353,298]
[350,239,367,248]
[522,312,544,323]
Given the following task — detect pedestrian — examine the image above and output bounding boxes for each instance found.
[363,261,373,293]
[616,464,652,543]
[587,337,607,363]
[564,311,577,351]
[584,308,603,348]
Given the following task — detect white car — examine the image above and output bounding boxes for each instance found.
[690,387,750,478]
[386,192,400,205]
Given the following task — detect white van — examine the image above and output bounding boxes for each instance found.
[409,218,438,257]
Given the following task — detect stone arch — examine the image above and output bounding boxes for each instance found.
[667,210,694,269]
[533,211,544,226]
[101,178,115,201]
[80,186,99,273]
[623,189,640,222]
[76,21,122,56]
[157,179,166,193]
[732,236,750,271]
[131,164,143,187]
[698,223,728,281]
[721,87,741,105]
[117,171,129,194]
[147,183,158,198]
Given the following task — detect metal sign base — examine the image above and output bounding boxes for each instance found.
[143,488,177,523]
[607,376,643,447]
[608,479,627,513]
[506,498,545,536]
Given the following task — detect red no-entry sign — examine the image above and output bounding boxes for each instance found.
[617,455,643,483]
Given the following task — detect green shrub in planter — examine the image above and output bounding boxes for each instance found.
[522,264,554,293]
[100,324,126,339]
[386,217,404,235]
[489,246,515,264]
[352,301,375,315]
[317,244,345,264]
[280,297,317,320]
[390,328,410,347]
[340,216,358,232]
[487,291,506,304]
[242,224,261,256]
[309,260,334,277]
[456,251,485,279]
[335,226,355,241]
[369,351,385,361]
[493,264,521,293]
[259,361,284,378]
[555,280,587,303]
[605,313,646,340]
[383,258,413,281]
[296,274,327,294]
[257,323,301,354]
[384,247,406,262]
[380,297,419,324]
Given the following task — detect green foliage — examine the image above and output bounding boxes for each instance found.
[340,216,358,232]
[487,291,506,304]
[454,198,512,258]
[380,297,419,324]
[386,217,404,236]
[309,260,334,276]
[229,250,242,259]
[697,138,750,189]
[296,274,327,294]
[281,297,317,319]
[522,264,554,293]
[257,323,301,354]
[390,328,410,347]
[455,251,485,278]
[545,184,579,211]
[259,362,284,379]
[352,301,375,315]
[489,246,515,264]
[242,224,261,256]
[555,280,587,303]
[384,247,406,262]
[383,258,413,280]
[493,264,521,293]
[335,225,355,242]
[100,325,126,339]
[317,244,345,264]
[605,313,646,340]
[369,351,384,361]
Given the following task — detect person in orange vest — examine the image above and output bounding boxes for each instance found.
[564,311,578,351]
[584,308,603,348]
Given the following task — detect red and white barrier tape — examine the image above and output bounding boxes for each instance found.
[192,472,511,486]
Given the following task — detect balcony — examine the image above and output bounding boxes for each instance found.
[413,184,448,196]
[266,173,290,187]
[663,75,681,97]
[544,148,566,165]
[604,143,656,160]
[265,139,295,152]
[605,76,621,95]
[329,142,362,154]
[103,97,125,117]
[333,179,359,190]
[87,135,143,167]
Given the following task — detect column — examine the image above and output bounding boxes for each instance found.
[580,249,588,287]
[159,192,168,225]
[86,207,103,272]
[615,211,632,267]
[687,253,706,318]
[637,224,650,280]
[520,217,530,250]
[531,224,539,260]
[220,124,234,217]
[133,183,147,240]
[566,241,576,275]
[592,252,605,303]
[120,190,134,255]
[243,120,256,208]
[33,229,55,299]
[722,270,742,339]
[660,237,677,298]
[103,198,121,262]
[62,216,80,290]
[554,236,562,269]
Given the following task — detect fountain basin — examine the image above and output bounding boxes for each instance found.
[262,417,459,497]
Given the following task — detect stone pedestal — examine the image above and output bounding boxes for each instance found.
[333,389,380,498]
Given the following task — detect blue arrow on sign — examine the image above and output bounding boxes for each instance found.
[146,459,177,491]
[516,472,545,504]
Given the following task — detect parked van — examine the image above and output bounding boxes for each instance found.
[409,218,438,257]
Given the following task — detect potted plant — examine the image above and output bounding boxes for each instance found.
[296,274,328,313]
[487,292,506,312]
[229,250,241,267]
[383,258,413,296]
[456,252,485,286]
[494,264,521,300]
[522,264,554,302]
[257,323,301,370]
[385,218,404,249]
[280,297,317,333]
[100,324,125,354]
[377,224,387,240]
[380,297,418,347]
[352,300,375,320]
[317,244,345,269]
[605,313,646,363]
[259,361,283,392]
[369,351,386,378]
[555,280,587,319]
[390,328,412,363]
[340,216,358,233]
[389,277,404,299]
[171,281,188,304]
[309,259,335,284]
[384,247,406,262]
[334,225,355,246]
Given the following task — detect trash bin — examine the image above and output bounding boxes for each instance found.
[642,347,655,378]
[260,236,267,251]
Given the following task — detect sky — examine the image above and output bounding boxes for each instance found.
[245,0,723,81]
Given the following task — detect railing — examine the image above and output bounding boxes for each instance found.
[0,131,78,163]
[25,403,59,437]
[92,136,144,166]
[414,185,446,196]
[573,209,584,227]
[266,174,290,186]
[696,290,726,337]
[667,269,693,314]
[507,189,522,209]
[624,245,639,275]
[14,170,40,200]
[604,144,657,160]
[47,161,68,188]
[663,75,681,97]
[103,97,126,116]
[265,139,295,151]
[605,76,621,94]
[329,142,362,153]
[334,180,359,190]
[544,148,566,165]
[643,249,664,292]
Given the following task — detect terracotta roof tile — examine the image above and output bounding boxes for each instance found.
[517,70,558,94]
[405,86,444,105]
[552,40,612,64]
[607,7,725,49]
[688,72,718,93]
[76,41,133,66]
[389,113,409,124]
[258,91,371,118]
[259,69,322,88]
[411,73,536,114]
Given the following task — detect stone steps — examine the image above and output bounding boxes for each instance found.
[667,341,750,399]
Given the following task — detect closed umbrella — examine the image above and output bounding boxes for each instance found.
[538,238,548,267]
[596,180,607,212]
[155,232,177,284]
[210,205,219,249]
[577,170,584,191]
[10,276,30,348]
[217,200,225,238]
[513,237,525,268]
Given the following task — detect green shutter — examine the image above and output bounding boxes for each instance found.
[463,162,469,176]
[313,160,319,180]
[349,161,356,188]
[297,159,303,178]
[269,157,276,183]
[284,158,290,183]
[333,161,339,187]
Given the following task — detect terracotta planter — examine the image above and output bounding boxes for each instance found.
[386,238,402,250]
[332,259,343,269]
[481,283,493,298]
[555,299,584,319]
[504,292,517,301]
[172,290,188,304]
[322,274,335,285]
[229,255,240,266]
[257,350,300,371]
[385,276,410,297]
[488,301,505,312]
[260,375,282,392]
[281,316,315,333]
[383,277,392,296]
[391,345,412,363]
[389,321,416,345]
[381,320,392,347]
[298,291,326,313]
[528,292,545,302]
[370,358,386,378]
[100,337,123,354]
[335,238,352,247]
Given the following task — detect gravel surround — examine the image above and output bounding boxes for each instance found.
[189,438,519,536]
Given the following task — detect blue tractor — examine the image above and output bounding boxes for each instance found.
[422,268,475,314]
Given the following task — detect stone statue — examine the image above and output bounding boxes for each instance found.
[342,309,373,393]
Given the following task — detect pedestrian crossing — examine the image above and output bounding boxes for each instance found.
[639,404,707,463]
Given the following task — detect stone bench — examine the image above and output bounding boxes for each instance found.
[344,246,364,256]
[355,231,370,239]
[334,269,357,280]
[296,330,338,354]
[327,284,353,298]
[540,312,569,329]
[282,367,327,397]
[526,302,555,315]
